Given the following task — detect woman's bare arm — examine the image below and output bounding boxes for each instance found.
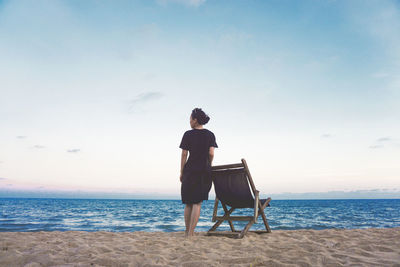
[209,146,215,165]
[180,149,188,182]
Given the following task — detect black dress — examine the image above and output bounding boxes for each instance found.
[180,129,218,204]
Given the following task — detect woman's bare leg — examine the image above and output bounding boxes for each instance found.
[188,203,201,236]
[184,204,192,237]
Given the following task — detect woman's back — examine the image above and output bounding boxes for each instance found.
[180,129,217,172]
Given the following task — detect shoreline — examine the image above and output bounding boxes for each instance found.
[1,227,399,266]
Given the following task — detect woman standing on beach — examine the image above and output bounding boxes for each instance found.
[179,108,218,237]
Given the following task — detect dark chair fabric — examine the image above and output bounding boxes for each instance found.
[212,168,254,208]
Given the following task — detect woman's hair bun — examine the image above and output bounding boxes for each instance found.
[191,108,210,125]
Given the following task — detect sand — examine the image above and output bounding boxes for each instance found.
[1,228,399,267]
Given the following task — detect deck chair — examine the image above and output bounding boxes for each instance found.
[207,159,271,239]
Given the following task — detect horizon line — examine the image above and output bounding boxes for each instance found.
[1,196,400,201]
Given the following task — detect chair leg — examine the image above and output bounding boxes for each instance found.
[207,206,235,233]
[221,203,235,232]
[207,196,272,237]
[209,220,223,232]
[259,210,271,233]
[258,197,271,211]
[212,198,219,222]
[228,219,235,232]
[238,220,255,239]
[257,197,271,233]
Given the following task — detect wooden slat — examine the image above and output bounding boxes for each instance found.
[264,197,272,207]
[260,197,271,210]
[251,230,269,234]
[208,206,235,232]
[259,209,271,233]
[241,159,257,197]
[258,197,271,233]
[215,216,254,221]
[238,220,255,239]
[212,168,245,175]
[207,231,240,238]
[221,203,236,232]
[254,190,259,222]
[208,220,221,232]
[207,230,269,238]
[211,163,244,170]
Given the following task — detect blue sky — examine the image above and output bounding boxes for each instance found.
[0,0,399,198]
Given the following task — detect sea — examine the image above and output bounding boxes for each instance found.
[0,198,399,232]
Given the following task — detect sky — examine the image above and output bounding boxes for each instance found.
[0,0,399,199]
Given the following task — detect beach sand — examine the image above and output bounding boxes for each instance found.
[1,228,399,266]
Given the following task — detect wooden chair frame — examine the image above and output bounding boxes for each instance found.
[207,159,271,239]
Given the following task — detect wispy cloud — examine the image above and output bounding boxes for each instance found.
[156,0,206,7]
[321,133,332,138]
[67,149,81,153]
[128,91,163,113]
[130,91,163,105]
[369,144,383,149]
[0,177,7,180]
[370,136,398,149]
[16,136,27,139]
[33,145,46,149]
[377,137,392,142]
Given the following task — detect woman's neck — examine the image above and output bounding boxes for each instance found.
[193,125,204,130]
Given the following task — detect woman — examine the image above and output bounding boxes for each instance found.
[179,108,218,237]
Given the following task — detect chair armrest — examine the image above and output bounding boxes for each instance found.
[254,190,259,222]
